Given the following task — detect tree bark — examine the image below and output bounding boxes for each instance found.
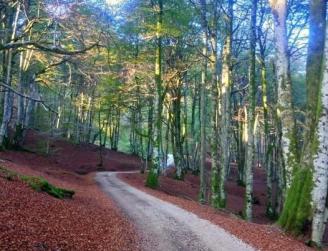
[303,0,327,164]
[269,0,297,190]
[310,1,328,246]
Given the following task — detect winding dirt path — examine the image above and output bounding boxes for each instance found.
[95,172,255,251]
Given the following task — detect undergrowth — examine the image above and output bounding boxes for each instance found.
[145,168,158,188]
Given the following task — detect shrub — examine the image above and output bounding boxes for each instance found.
[145,168,158,189]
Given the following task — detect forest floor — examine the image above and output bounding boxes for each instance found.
[0,130,141,250]
[0,130,326,250]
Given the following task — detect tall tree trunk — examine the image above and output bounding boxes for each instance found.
[279,0,326,235]
[244,0,257,221]
[0,3,20,146]
[269,0,297,191]
[199,0,208,204]
[147,0,163,187]
[172,83,184,180]
[146,97,154,166]
[302,0,327,165]
[311,42,328,244]
[24,79,38,128]
[218,0,233,208]
[210,0,220,208]
[182,80,190,171]
[261,60,274,217]
[308,0,328,246]
[97,107,103,167]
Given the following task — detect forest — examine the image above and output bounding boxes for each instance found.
[0,0,328,250]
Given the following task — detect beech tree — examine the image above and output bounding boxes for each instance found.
[307,0,328,246]
[244,0,257,221]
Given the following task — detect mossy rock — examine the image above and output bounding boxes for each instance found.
[0,167,74,199]
[21,176,75,199]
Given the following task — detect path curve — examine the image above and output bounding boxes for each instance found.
[95,172,255,251]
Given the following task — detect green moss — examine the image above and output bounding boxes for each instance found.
[218,197,226,208]
[0,167,19,181]
[145,168,158,189]
[211,169,220,208]
[0,167,74,199]
[20,176,75,199]
[278,167,313,235]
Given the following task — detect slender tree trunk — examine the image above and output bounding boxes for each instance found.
[0,3,20,146]
[199,0,208,204]
[24,79,38,128]
[182,81,190,171]
[98,107,103,167]
[17,52,25,127]
[210,0,220,208]
[236,103,246,185]
[259,51,274,217]
[147,97,154,165]
[190,76,198,172]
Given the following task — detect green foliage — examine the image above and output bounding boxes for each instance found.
[145,168,158,189]
[278,167,313,235]
[0,167,74,199]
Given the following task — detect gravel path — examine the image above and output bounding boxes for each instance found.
[96,172,255,251]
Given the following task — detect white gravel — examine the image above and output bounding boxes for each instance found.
[96,172,256,251]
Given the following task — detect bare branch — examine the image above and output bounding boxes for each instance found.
[0,82,58,114]
[0,41,99,55]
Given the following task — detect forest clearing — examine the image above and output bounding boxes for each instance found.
[1,0,328,250]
